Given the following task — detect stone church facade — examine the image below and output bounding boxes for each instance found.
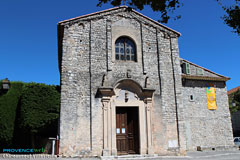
[58,6,235,157]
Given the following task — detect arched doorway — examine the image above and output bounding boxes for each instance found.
[97,79,155,156]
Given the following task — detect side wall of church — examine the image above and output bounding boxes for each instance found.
[59,8,184,157]
[182,80,234,151]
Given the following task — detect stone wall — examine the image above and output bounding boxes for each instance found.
[182,80,234,151]
[58,6,235,157]
[180,59,222,78]
[59,7,182,157]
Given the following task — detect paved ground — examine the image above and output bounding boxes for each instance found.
[1,151,240,160]
[110,151,240,160]
[185,151,240,160]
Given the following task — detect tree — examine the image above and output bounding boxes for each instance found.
[19,83,60,147]
[221,1,240,35]
[0,82,24,147]
[97,0,240,35]
[229,90,240,114]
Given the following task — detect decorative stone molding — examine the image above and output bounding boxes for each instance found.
[97,87,115,156]
[97,79,156,156]
[97,87,115,98]
[144,95,154,155]
[142,88,155,98]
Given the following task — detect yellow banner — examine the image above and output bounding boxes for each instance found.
[206,87,217,110]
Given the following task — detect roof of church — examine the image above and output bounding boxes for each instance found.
[181,58,230,82]
[58,5,181,36]
[228,86,240,95]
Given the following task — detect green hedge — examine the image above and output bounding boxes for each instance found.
[0,81,60,148]
[19,83,60,134]
[0,82,24,146]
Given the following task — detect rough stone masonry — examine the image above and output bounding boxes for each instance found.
[57,6,236,157]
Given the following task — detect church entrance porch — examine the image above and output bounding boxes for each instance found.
[98,79,155,156]
[116,107,139,155]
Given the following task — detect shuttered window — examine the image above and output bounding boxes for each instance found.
[186,63,191,74]
[181,62,191,74]
[196,68,204,75]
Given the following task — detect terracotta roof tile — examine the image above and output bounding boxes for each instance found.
[228,86,240,95]
[182,74,230,81]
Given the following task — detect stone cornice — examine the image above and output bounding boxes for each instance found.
[96,87,115,98]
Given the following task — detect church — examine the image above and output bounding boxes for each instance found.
[58,6,235,157]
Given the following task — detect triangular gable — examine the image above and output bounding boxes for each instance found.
[180,58,230,82]
[58,5,181,37]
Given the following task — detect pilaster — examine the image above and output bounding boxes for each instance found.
[144,97,154,155]
[98,87,115,156]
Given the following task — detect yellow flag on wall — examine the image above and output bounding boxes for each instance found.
[206,87,217,110]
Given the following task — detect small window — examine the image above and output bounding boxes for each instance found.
[189,95,194,102]
[196,68,204,75]
[181,62,191,75]
[181,63,186,74]
[115,37,136,61]
[186,63,191,75]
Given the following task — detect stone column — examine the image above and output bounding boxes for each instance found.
[98,87,115,156]
[102,98,110,156]
[111,102,117,155]
[145,97,154,155]
[107,100,112,154]
[139,103,147,154]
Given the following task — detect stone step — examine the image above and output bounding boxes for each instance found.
[101,154,159,160]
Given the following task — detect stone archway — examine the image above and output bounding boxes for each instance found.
[97,79,155,156]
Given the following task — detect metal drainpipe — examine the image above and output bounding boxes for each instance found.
[169,35,181,148]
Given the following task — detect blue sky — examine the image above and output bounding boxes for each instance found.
[0,0,239,90]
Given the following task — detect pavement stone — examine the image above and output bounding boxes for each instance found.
[1,151,240,160]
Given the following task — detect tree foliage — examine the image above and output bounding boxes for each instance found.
[19,83,60,134]
[0,81,60,149]
[98,0,240,35]
[229,89,240,114]
[222,2,240,35]
[0,82,24,147]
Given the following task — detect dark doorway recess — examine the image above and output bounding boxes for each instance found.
[116,107,139,155]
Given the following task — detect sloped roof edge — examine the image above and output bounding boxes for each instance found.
[58,5,181,36]
[181,58,230,80]
[182,75,230,82]
[228,86,240,95]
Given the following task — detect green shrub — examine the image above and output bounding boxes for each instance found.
[19,83,60,134]
[0,82,24,146]
[0,81,60,149]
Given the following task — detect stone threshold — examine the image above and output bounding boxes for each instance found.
[101,154,189,160]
